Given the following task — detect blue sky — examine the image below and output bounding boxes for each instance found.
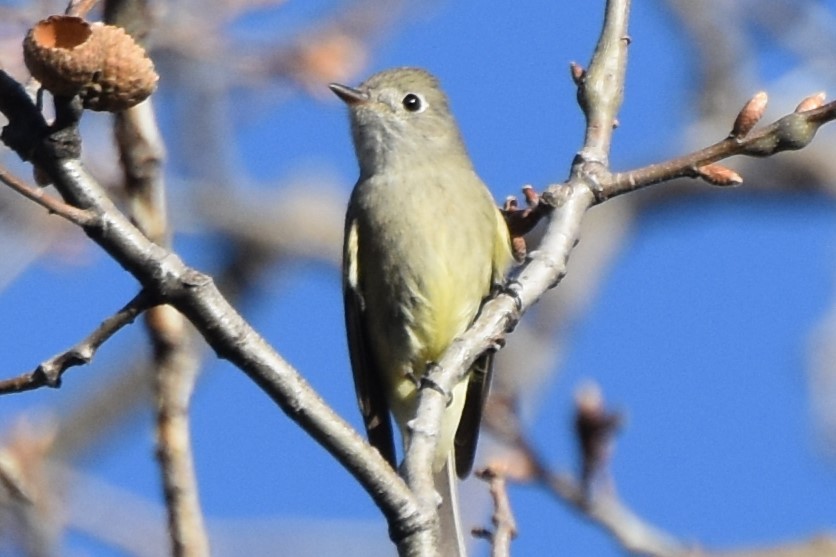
[1,1,835,556]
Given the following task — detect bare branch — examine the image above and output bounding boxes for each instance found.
[576,0,631,163]
[108,0,209,548]
[0,164,95,226]
[396,3,633,552]
[0,420,61,555]
[542,471,688,556]
[400,0,633,512]
[472,467,517,557]
[116,98,210,557]
[604,96,836,199]
[1,0,833,554]
[149,310,208,557]
[0,289,156,394]
[712,536,836,557]
[65,0,101,17]
[0,75,425,555]
[115,101,168,239]
[484,394,688,557]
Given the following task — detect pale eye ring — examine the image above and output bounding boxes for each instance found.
[402,93,423,112]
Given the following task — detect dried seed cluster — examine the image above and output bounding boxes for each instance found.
[23,15,158,112]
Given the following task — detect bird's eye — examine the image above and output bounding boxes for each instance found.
[402,93,422,112]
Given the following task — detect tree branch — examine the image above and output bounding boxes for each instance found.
[603,93,836,200]
[3,0,835,554]
[484,393,687,557]
[399,0,631,551]
[111,29,210,553]
[0,163,95,226]
[0,72,426,555]
[472,467,517,557]
[0,289,156,394]
[106,0,210,546]
[65,0,100,17]
[578,0,631,163]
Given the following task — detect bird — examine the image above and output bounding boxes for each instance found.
[331,67,512,556]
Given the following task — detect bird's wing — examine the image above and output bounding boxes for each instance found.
[343,219,397,468]
[453,351,493,479]
[454,206,511,479]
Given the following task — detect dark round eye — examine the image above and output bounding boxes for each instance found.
[402,93,422,112]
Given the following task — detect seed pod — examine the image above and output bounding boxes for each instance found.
[23,16,100,96]
[80,23,158,112]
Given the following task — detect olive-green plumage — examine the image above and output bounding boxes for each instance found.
[332,67,511,556]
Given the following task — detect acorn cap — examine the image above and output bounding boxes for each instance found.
[23,16,100,96]
[80,23,158,112]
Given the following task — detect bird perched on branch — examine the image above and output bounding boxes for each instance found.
[331,67,512,556]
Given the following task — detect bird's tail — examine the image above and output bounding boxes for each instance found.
[435,454,467,557]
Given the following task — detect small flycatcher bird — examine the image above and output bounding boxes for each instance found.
[331,67,512,556]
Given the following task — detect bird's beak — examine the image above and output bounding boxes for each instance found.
[329,83,369,105]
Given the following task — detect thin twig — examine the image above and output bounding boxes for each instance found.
[401,0,632,521]
[117,98,210,555]
[0,76,423,554]
[107,0,210,548]
[484,395,687,557]
[577,0,631,163]
[0,422,60,555]
[0,290,156,394]
[539,469,688,556]
[0,164,95,226]
[65,0,101,17]
[712,536,836,557]
[399,0,632,550]
[603,98,836,199]
[118,97,209,557]
[151,314,207,557]
[473,467,517,557]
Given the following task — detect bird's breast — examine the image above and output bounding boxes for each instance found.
[354,168,495,371]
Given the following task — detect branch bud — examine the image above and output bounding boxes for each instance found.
[574,382,621,491]
[521,184,539,207]
[731,91,768,139]
[502,195,518,212]
[569,62,585,85]
[695,163,743,187]
[795,92,826,113]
